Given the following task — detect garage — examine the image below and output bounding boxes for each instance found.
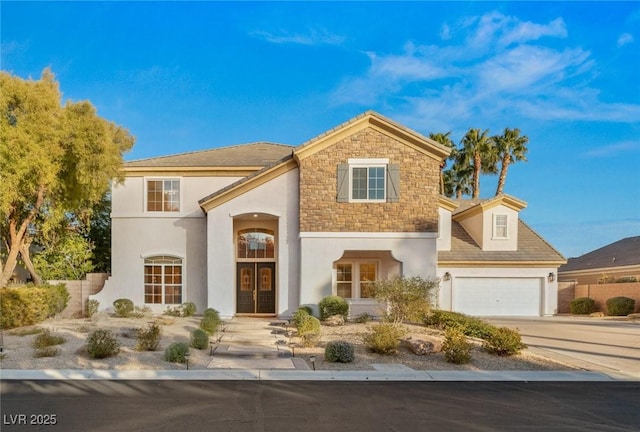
[453,277,542,316]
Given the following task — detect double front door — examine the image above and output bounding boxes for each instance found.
[236,262,276,314]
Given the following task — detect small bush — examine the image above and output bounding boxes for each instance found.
[318,296,349,320]
[191,329,209,349]
[325,340,355,363]
[163,306,183,317]
[165,342,189,363]
[131,305,152,318]
[203,308,220,319]
[482,327,525,356]
[353,313,372,324]
[442,328,472,364]
[615,276,638,283]
[200,316,220,335]
[570,297,596,315]
[34,346,60,358]
[296,314,321,347]
[86,299,100,317]
[373,276,438,323]
[362,322,406,355]
[86,329,120,359]
[606,297,635,316]
[182,302,197,317]
[0,286,54,329]
[113,298,134,318]
[292,308,310,328]
[32,329,66,349]
[298,305,314,316]
[136,323,161,351]
[45,284,70,316]
[424,310,494,339]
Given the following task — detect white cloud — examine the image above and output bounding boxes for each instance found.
[252,27,345,46]
[581,140,640,158]
[617,32,634,47]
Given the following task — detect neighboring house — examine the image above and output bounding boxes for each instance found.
[94,111,565,318]
[558,236,640,284]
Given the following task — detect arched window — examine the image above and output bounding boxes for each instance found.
[144,256,182,304]
[237,229,275,259]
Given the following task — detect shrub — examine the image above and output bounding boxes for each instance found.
[292,308,309,328]
[131,305,152,318]
[200,316,220,335]
[113,298,134,318]
[45,284,70,316]
[34,346,60,358]
[165,342,189,363]
[318,296,349,320]
[298,305,314,316]
[362,322,406,355]
[353,313,372,324]
[182,302,197,317]
[191,329,209,349]
[570,297,596,315]
[482,327,525,356]
[163,306,183,317]
[615,276,638,283]
[0,286,53,329]
[9,327,43,336]
[86,299,100,318]
[136,323,161,351]
[442,328,472,364]
[373,276,438,324]
[296,314,321,347]
[86,329,120,359]
[32,329,66,349]
[606,297,635,316]
[423,310,494,340]
[325,340,355,363]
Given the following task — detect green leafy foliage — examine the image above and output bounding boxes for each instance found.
[292,308,310,328]
[424,310,495,340]
[373,276,438,323]
[34,346,60,358]
[0,285,69,329]
[606,297,636,316]
[164,342,189,363]
[296,314,321,347]
[570,297,596,315]
[353,313,372,324]
[32,329,66,349]
[135,323,161,351]
[86,299,99,318]
[113,298,134,318]
[362,322,407,355]
[44,283,70,316]
[297,305,313,316]
[164,302,197,317]
[324,340,355,363]
[190,329,209,349]
[86,329,120,359]
[200,316,220,335]
[442,328,472,364]
[318,296,349,320]
[33,231,95,280]
[482,327,525,356]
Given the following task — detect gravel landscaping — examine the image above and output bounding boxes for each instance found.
[0,314,579,372]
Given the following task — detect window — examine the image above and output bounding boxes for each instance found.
[144,256,182,304]
[335,261,378,299]
[147,179,180,212]
[237,228,275,259]
[494,214,508,239]
[337,160,399,203]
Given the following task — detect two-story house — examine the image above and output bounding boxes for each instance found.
[94,112,564,318]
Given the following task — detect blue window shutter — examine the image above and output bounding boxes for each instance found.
[337,164,349,202]
[387,164,400,202]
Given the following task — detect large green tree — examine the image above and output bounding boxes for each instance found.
[458,128,497,198]
[0,69,134,287]
[493,128,529,196]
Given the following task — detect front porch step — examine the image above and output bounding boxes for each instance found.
[213,344,292,359]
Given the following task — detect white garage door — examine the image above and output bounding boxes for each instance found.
[453,277,542,316]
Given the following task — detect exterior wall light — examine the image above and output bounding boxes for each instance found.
[443,272,451,281]
[548,272,555,282]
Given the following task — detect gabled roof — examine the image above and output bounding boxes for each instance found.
[439,220,565,266]
[452,194,527,221]
[559,236,640,272]
[293,111,451,162]
[124,142,294,168]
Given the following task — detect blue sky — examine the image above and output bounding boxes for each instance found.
[2,1,639,258]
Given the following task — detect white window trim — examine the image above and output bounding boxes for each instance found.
[144,177,182,214]
[143,255,185,305]
[348,164,387,203]
[335,259,380,299]
[492,214,509,239]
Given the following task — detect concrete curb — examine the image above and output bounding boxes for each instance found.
[1,369,637,382]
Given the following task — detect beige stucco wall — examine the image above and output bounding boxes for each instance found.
[299,127,440,233]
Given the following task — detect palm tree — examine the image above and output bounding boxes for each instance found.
[493,128,529,196]
[459,128,497,198]
[429,132,455,195]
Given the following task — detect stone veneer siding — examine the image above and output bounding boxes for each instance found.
[299,127,440,232]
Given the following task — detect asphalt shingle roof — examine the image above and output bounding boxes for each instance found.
[439,220,565,263]
[559,236,640,272]
[125,142,294,167]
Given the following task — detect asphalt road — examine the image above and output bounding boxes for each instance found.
[486,317,640,374]
[2,380,639,432]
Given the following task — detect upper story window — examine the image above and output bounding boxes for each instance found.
[493,214,508,239]
[337,159,399,203]
[147,179,180,212]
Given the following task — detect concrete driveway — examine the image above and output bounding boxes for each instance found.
[486,316,640,377]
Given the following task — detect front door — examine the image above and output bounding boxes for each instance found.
[236,262,276,314]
